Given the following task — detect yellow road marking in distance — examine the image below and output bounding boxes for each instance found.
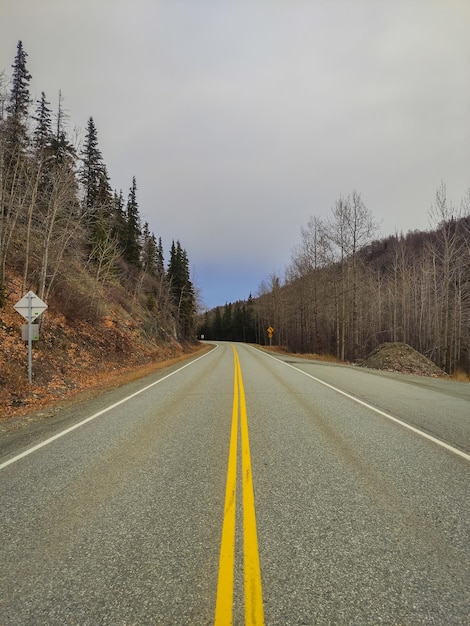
[214,350,239,624]
[236,351,265,625]
[214,347,264,626]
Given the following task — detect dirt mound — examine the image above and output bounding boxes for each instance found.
[361,342,448,378]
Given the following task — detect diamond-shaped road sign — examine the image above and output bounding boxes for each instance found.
[14,291,48,322]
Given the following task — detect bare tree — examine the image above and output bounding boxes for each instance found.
[39,165,83,301]
[22,159,43,293]
[327,191,378,360]
[288,215,331,352]
[0,143,28,301]
[426,182,465,371]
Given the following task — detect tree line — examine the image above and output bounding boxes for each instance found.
[198,297,259,343]
[199,187,470,375]
[0,41,196,338]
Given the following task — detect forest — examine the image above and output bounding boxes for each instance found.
[2,40,470,386]
[198,187,470,376]
[0,41,196,340]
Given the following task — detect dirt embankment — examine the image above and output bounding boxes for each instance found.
[0,276,203,421]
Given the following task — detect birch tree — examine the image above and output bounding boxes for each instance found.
[327,191,378,360]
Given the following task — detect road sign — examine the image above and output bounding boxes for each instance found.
[267,326,274,346]
[22,324,40,341]
[14,291,48,383]
[14,291,47,322]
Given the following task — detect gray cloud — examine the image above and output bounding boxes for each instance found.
[2,0,469,308]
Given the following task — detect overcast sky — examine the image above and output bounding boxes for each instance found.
[2,1,469,309]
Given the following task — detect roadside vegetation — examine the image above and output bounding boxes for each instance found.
[0,42,199,416]
[199,188,470,377]
[1,40,469,420]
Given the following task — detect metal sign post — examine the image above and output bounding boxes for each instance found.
[14,291,48,383]
[27,293,32,383]
[267,326,275,347]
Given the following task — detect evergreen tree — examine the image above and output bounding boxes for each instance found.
[244,295,257,342]
[96,165,112,206]
[167,240,178,284]
[50,91,75,165]
[33,91,77,206]
[123,176,142,267]
[79,117,114,252]
[31,92,55,222]
[212,307,223,339]
[80,116,105,211]
[156,236,165,278]
[32,92,53,154]
[222,302,233,339]
[91,172,113,253]
[196,297,257,342]
[142,222,158,275]
[198,310,212,339]
[111,189,127,248]
[5,40,32,152]
[232,302,245,341]
[167,240,196,336]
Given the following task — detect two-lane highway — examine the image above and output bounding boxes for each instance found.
[1,342,469,624]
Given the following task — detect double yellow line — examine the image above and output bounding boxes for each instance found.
[214,347,265,626]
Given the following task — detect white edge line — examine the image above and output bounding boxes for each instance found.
[0,346,217,471]
[256,347,470,462]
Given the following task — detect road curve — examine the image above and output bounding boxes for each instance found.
[1,342,469,625]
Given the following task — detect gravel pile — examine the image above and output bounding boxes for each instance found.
[361,342,448,378]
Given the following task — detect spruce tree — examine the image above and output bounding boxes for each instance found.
[123,176,142,267]
[167,240,196,336]
[222,302,233,339]
[111,189,127,250]
[89,165,114,253]
[96,166,112,206]
[156,236,165,278]
[142,222,158,275]
[80,116,105,211]
[213,307,223,339]
[232,302,245,341]
[5,40,32,152]
[168,240,178,285]
[31,92,55,222]
[32,92,53,154]
[79,117,115,253]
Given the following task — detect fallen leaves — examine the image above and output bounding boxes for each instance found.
[0,277,203,421]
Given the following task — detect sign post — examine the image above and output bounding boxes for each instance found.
[267,326,275,347]
[14,291,48,383]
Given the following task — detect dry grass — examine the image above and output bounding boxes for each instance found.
[0,268,212,421]
[451,368,470,382]
[0,343,211,421]
[259,345,342,363]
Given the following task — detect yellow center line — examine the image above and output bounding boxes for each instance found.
[237,350,265,626]
[214,346,265,626]
[214,350,239,624]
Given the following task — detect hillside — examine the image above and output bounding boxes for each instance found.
[0,270,201,421]
[198,198,470,376]
[0,41,202,422]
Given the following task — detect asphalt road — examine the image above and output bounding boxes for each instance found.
[1,342,469,625]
